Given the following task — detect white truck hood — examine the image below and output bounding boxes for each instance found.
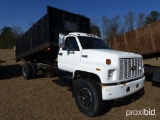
[81,49,142,65]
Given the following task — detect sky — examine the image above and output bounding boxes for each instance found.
[0,0,160,32]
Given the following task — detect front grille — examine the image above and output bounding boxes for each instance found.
[119,58,143,80]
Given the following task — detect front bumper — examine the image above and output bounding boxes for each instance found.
[102,76,145,100]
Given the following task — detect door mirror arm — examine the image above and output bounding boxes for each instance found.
[60,43,65,48]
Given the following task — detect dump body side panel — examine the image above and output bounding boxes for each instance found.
[16,15,50,62]
[16,6,90,62]
[110,21,160,59]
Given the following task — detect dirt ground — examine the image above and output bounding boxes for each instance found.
[0,49,160,120]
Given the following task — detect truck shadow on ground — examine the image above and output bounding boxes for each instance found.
[52,78,65,86]
[152,82,160,87]
[145,75,160,88]
[0,64,22,80]
[52,78,72,91]
[145,74,160,87]
[144,64,160,87]
[52,78,145,116]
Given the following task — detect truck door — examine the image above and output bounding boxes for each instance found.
[58,36,81,72]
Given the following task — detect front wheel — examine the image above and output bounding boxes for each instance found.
[74,79,104,117]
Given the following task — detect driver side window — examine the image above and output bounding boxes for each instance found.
[63,37,79,51]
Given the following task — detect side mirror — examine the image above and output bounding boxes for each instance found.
[59,43,65,48]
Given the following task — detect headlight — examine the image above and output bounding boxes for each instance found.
[108,70,115,80]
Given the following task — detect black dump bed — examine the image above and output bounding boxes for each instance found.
[16,6,90,62]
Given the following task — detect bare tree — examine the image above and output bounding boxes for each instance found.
[102,15,110,40]
[124,11,135,32]
[119,24,126,34]
[101,15,120,41]
[91,17,99,26]
[137,13,146,28]
[91,17,101,37]
[12,26,24,36]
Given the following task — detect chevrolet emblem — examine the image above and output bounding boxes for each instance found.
[130,65,137,71]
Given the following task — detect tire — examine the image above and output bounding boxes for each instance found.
[22,63,32,79]
[74,79,104,117]
[30,62,37,78]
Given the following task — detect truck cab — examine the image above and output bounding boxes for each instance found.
[58,33,109,72]
[57,32,145,116]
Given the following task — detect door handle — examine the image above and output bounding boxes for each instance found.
[59,53,63,56]
[82,55,88,58]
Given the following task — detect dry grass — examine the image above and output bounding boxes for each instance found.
[0,49,160,120]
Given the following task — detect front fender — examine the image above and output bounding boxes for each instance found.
[73,62,117,84]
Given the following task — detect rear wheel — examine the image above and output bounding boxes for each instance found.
[30,62,37,78]
[22,63,32,79]
[74,79,104,117]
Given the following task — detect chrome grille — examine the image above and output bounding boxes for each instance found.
[119,58,143,80]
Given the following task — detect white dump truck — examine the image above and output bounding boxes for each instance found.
[16,6,145,117]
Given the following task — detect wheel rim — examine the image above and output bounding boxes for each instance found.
[78,88,93,109]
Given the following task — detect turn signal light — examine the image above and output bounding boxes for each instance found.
[106,59,111,65]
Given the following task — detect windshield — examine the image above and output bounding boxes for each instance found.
[77,36,110,49]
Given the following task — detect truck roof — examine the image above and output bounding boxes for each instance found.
[68,32,99,38]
